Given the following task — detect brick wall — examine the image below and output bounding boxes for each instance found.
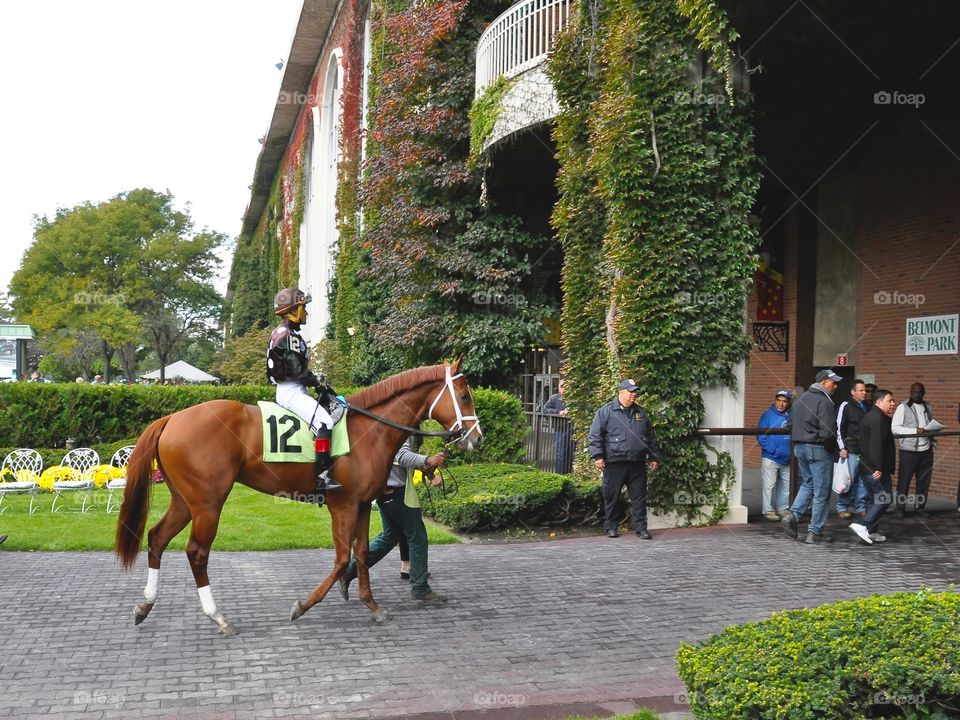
[854,149,960,500]
[742,145,960,501]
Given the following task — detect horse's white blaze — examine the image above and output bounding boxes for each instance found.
[144,567,159,603]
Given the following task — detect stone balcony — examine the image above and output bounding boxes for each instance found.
[474,0,571,152]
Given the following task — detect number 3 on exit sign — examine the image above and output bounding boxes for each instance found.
[836,353,848,366]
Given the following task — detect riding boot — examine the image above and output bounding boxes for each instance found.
[314,433,342,501]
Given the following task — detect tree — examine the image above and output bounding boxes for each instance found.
[213,324,272,385]
[9,189,225,383]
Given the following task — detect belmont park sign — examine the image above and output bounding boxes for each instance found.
[906,314,959,356]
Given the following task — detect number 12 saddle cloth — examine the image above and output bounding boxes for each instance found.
[257,401,350,463]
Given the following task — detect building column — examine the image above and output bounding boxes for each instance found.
[702,360,749,524]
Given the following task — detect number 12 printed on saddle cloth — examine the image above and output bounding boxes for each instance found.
[257,401,351,463]
[257,401,317,463]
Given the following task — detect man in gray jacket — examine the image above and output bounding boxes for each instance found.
[588,379,660,539]
[782,369,841,544]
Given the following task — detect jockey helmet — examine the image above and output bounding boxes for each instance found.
[274,288,311,323]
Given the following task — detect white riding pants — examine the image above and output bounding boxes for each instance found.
[275,382,333,434]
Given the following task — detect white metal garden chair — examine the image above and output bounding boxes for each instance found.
[0,448,42,514]
[51,448,100,513]
[105,445,135,513]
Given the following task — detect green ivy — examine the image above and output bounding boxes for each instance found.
[468,75,514,164]
[282,144,307,289]
[549,0,760,525]
[354,0,553,386]
[227,172,287,337]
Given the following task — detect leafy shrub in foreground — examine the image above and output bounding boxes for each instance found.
[676,588,960,719]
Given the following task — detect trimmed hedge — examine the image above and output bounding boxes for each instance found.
[419,463,601,532]
[0,384,274,448]
[0,383,527,464]
[676,588,960,719]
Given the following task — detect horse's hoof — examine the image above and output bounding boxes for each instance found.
[290,601,304,622]
[133,602,153,626]
[372,608,389,624]
[219,623,239,637]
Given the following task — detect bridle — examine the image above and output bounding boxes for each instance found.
[427,365,482,444]
[344,366,483,445]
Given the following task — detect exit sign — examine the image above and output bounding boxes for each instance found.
[836,353,848,366]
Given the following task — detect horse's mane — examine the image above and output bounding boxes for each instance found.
[347,364,447,409]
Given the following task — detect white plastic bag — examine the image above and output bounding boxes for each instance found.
[832,458,851,494]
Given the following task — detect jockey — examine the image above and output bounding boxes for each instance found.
[267,288,342,497]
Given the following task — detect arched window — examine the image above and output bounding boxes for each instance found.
[301,52,342,338]
[316,54,341,333]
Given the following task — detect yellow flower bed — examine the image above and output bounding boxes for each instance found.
[33,464,121,491]
[93,464,123,487]
[38,466,76,491]
[0,467,41,484]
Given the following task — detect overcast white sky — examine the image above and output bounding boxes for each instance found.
[0,0,304,296]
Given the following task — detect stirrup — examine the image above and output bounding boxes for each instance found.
[318,469,342,491]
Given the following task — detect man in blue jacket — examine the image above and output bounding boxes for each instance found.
[588,379,660,539]
[757,390,792,521]
[781,369,841,544]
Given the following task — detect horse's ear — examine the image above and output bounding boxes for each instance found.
[451,354,464,373]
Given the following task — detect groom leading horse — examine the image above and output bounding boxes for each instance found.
[116,336,482,634]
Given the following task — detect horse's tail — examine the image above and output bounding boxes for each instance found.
[116,415,171,571]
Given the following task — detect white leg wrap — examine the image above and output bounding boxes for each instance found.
[144,568,160,603]
[198,585,217,617]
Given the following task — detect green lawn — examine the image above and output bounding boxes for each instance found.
[0,483,460,551]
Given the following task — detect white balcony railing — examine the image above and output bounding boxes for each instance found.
[475,0,572,95]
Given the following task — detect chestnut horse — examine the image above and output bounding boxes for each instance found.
[115,360,482,635]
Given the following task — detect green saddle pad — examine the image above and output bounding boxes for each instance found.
[331,412,350,458]
[257,401,350,463]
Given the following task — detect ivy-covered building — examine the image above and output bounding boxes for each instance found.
[231,0,960,524]
[229,0,557,390]
[227,0,361,345]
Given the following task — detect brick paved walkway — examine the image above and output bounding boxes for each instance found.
[2,512,959,719]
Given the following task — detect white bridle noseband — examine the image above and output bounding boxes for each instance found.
[427,366,482,443]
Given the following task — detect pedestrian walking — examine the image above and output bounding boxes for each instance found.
[339,439,447,603]
[781,369,841,544]
[849,390,897,545]
[835,379,868,519]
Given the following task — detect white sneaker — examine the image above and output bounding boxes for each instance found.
[849,523,873,544]
[869,533,886,543]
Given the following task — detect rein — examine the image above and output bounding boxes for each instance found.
[419,465,458,513]
[344,402,464,439]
